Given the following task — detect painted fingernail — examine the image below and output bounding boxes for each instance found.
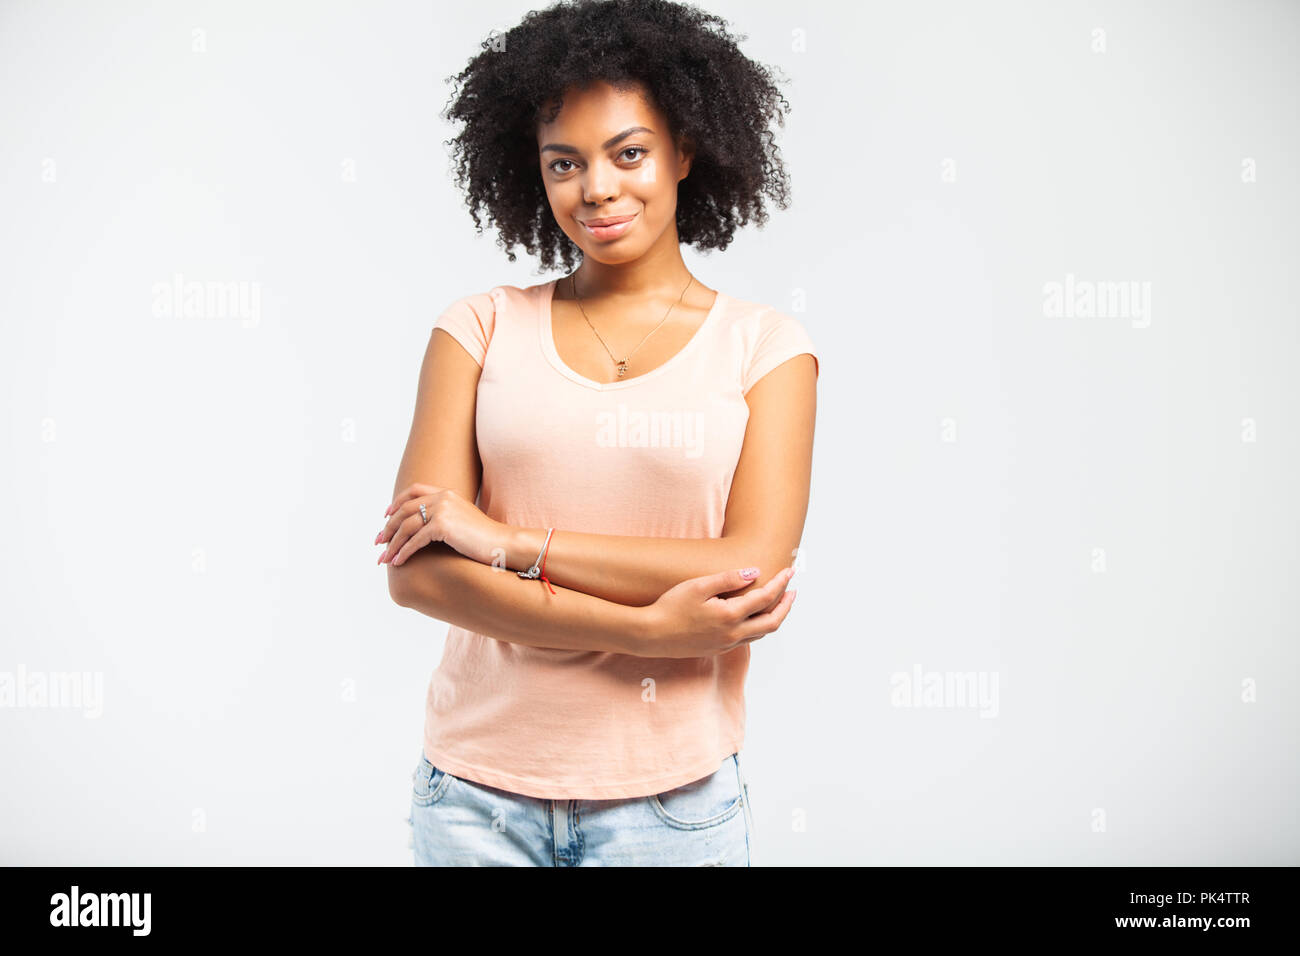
[740,567,759,579]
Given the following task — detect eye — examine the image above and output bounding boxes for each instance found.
[547,147,647,175]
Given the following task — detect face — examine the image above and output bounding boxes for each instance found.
[536,81,693,265]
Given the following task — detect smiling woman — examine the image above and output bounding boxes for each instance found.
[383,0,818,867]
[543,122,658,242]
[440,0,792,274]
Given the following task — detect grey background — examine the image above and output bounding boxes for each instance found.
[1,0,1296,865]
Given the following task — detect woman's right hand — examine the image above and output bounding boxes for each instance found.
[635,567,797,658]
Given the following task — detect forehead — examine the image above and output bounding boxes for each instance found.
[535,81,664,142]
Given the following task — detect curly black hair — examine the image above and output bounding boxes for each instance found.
[440,0,792,272]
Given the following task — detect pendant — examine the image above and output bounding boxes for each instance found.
[616,360,629,377]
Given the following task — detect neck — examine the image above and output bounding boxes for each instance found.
[567,233,694,301]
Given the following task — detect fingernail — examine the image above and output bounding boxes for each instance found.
[789,590,797,602]
[740,567,759,579]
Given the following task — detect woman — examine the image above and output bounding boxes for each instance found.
[378,0,818,866]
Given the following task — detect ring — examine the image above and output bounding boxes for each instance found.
[419,504,428,524]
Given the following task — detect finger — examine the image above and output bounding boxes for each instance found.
[698,567,768,600]
[379,496,428,548]
[390,521,431,567]
[380,513,423,564]
[384,483,437,518]
[378,501,409,549]
[755,574,793,614]
[732,588,796,643]
[725,566,795,619]
[384,486,414,518]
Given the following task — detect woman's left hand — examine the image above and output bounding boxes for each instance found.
[377,483,509,567]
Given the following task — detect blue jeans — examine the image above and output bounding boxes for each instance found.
[407,750,755,866]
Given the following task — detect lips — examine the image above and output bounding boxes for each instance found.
[580,214,636,227]
[578,211,639,241]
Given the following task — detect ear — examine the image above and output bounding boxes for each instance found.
[676,134,696,182]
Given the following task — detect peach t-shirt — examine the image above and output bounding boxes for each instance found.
[421,277,818,799]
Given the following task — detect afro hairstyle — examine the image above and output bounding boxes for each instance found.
[440,0,793,272]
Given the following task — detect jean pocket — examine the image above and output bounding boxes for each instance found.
[646,755,743,830]
[411,752,453,807]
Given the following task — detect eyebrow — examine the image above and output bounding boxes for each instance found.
[539,126,655,155]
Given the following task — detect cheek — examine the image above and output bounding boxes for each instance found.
[636,158,660,186]
[542,170,571,192]
[544,181,581,224]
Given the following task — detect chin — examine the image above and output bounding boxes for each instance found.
[574,241,643,264]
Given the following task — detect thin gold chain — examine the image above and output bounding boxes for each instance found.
[570,273,694,378]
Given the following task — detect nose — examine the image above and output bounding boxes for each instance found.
[582,158,619,206]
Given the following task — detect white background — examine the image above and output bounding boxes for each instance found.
[1,0,1296,864]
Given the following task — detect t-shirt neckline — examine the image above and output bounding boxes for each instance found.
[539,277,725,391]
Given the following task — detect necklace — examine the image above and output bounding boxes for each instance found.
[570,273,694,378]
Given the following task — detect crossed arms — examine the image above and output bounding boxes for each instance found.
[384,326,816,655]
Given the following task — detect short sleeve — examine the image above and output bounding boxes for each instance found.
[743,309,819,394]
[432,290,498,368]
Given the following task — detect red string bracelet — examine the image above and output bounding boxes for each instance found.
[517,527,557,595]
[538,530,555,595]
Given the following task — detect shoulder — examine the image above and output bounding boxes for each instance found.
[431,281,554,367]
[714,290,811,337]
[438,280,542,312]
[712,291,818,395]
[435,280,555,327]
